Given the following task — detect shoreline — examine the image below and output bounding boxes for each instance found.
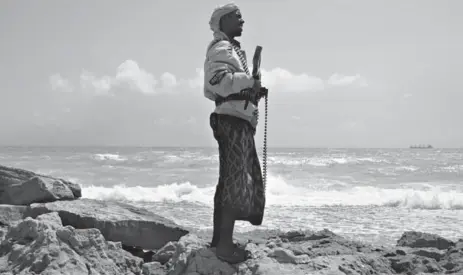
[1,164,462,274]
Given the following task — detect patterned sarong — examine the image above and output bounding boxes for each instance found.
[210,113,266,225]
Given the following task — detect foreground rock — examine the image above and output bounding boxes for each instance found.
[0,202,461,274]
[149,230,463,275]
[0,205,29,243]
[25,198,189,250]
[164,231,394,275]
[394,231,463,274]
[0,212,143,275]
[0,205,27,227]
[0,165,81,205]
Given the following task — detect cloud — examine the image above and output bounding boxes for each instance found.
[188,68,366,92]
[78,60,174,95]
[49,73,73,93]
[50,60,368,97]
[113,60,158,94]
[80,71,112,95]
[327,74,368,88]
[187,67,326,92]
[261,68,325,92]
[160,72,177,89]
[187,68,204,89]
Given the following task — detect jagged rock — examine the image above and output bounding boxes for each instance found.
[0,165,81,205]
[268,247,311,264]
[122,244,155,262]
[142,262,167,275]
[397,231,455,250]
[337,254,394,274]
[166,230,396,275]
[439,240,463,274]
[0,207,460,275]
[0,212,142,275]
[166,234,209,274]
[163,230,463,275]
[25,198,189,250]
[0,205,27,226]
[153,241,177,264]
[0,205,28,243]
[0,228,7,244]
[389,254,443,274]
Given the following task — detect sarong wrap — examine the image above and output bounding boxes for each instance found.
[210,112,265,225]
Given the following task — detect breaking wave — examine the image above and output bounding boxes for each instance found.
[81,173,463,210]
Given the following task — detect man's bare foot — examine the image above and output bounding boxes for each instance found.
[216,245,247,264]
[209,242,238,249]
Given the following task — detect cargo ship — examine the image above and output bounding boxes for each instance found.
[409,144,433,149]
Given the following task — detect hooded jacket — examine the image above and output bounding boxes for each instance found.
[203,31,258,128]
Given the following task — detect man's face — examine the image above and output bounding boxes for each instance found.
[221,10,245,37]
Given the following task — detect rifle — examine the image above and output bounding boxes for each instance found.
[252,46,268,192]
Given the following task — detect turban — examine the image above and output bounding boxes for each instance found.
[209,3,240,34]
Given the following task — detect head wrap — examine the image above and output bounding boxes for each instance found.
[209,3,240,40]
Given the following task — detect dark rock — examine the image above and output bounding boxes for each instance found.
[390,254,443,274]
[144,250,156,263]
[0,165,81,205]
[384,251,397,257]
[306,229,338,240]
[397,231,455,250]
[439,240,463,273]
[122,244,156,262]
[411,247,445,261]
[279,228,337,242]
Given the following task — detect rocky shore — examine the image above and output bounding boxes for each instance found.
[0,164,462,274]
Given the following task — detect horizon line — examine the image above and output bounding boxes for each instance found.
[0,145,460,149]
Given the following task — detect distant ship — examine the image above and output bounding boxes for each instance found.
[409,144,433,149]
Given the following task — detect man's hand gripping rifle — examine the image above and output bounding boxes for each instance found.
[253,46,268,100]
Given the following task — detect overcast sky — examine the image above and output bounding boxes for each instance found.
[0,0,461,148]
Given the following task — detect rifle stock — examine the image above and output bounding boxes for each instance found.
[252,46,263,80]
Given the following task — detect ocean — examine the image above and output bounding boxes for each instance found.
[1,146,462,247]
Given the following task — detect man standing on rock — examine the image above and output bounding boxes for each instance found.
[203,3,267,264]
